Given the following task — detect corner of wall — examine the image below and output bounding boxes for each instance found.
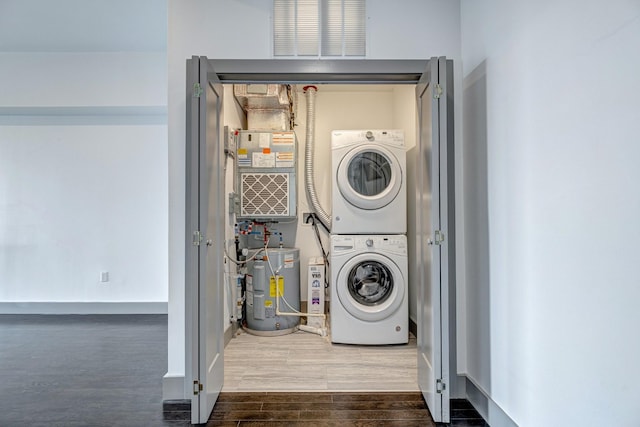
[162,373,186,401]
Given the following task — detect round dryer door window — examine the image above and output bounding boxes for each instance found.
[336,253,405,322]
[337,145,402,210]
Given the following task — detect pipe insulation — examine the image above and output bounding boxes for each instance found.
[303,86,331,230]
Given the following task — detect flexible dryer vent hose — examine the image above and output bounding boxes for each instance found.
[303,85,331,230]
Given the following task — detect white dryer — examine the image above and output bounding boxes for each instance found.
[331,130,406,235]
[330,234,408,345]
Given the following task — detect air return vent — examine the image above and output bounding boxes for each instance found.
[235,131,297,221]
[241,173,290,217]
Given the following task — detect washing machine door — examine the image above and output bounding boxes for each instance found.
[337,145,402,210]
[336,252,405,322]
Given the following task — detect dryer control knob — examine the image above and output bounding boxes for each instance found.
[366,238,374,247]
[365,131,374,141]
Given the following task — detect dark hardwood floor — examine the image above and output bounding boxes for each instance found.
[200,392,488,426]
[0,314,183,427]
[0,315,487,426]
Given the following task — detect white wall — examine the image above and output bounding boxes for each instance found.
[461,1,640,425]
[0,53,167,108]
[0,125,167,303]
[167,0,461,398]
[222,85,247,331]
[367,0,460,59]
[0,52,168,312]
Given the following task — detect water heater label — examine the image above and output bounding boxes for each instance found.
[246,290,253,306]
[283,254,294,268]
[269,276,284,297]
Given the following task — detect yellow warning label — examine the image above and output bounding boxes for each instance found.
[238,148,248,155]
[269,276,285,297]
[264,300,273,308]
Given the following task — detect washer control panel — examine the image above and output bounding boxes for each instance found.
[331,235,407,255]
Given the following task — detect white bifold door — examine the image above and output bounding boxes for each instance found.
[416,57,455,423]
[185,57,225,425]
[184,56,454,425]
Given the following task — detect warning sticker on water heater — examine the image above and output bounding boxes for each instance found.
[269,276,284,297]
[252,152,275,168]
[284,253,294,268]
[246,290,253,306]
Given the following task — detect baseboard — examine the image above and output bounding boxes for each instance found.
[224,323,234,347]
[465,375,518,427]
[0,302,168,314]
[163,373,185,401]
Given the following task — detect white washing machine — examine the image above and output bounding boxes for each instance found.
[331,129,406,235]
[330,234,408,345]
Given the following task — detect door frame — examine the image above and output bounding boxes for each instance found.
[185,56,457,423]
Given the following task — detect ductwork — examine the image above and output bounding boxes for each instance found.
[303,86,331,230]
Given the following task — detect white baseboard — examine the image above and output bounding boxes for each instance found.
[465,375,518,427]
[0,302,168,314]
[163,373,186,401]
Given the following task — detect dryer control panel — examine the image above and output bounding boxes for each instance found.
[331,129,404,148]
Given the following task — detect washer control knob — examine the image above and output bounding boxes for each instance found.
[365,131,374,141]
[366,238,374,247]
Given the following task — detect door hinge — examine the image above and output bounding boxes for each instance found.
[193,230,203,246]
[193,83,203,98]
[434,83,443,99]
[193,380,203,395]
[428,230,445,246]
[436,379,446,394]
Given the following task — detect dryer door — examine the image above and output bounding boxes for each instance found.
[337,145,402,210]
[336,253,405,322]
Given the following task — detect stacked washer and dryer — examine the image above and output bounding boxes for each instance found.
[330,130,409,345]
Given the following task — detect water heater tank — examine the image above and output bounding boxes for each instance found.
[245,248,300,335]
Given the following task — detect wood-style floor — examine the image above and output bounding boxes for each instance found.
[223,328,418,391]
[203,392,487,426]
[0,315,488,426]
[0,314,177,426]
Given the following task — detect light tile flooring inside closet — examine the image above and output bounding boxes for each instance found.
[223,328,418,392]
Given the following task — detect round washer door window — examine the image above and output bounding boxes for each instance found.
[336,252,405,322]
[347,261,393,306]
[337,145,402,210]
